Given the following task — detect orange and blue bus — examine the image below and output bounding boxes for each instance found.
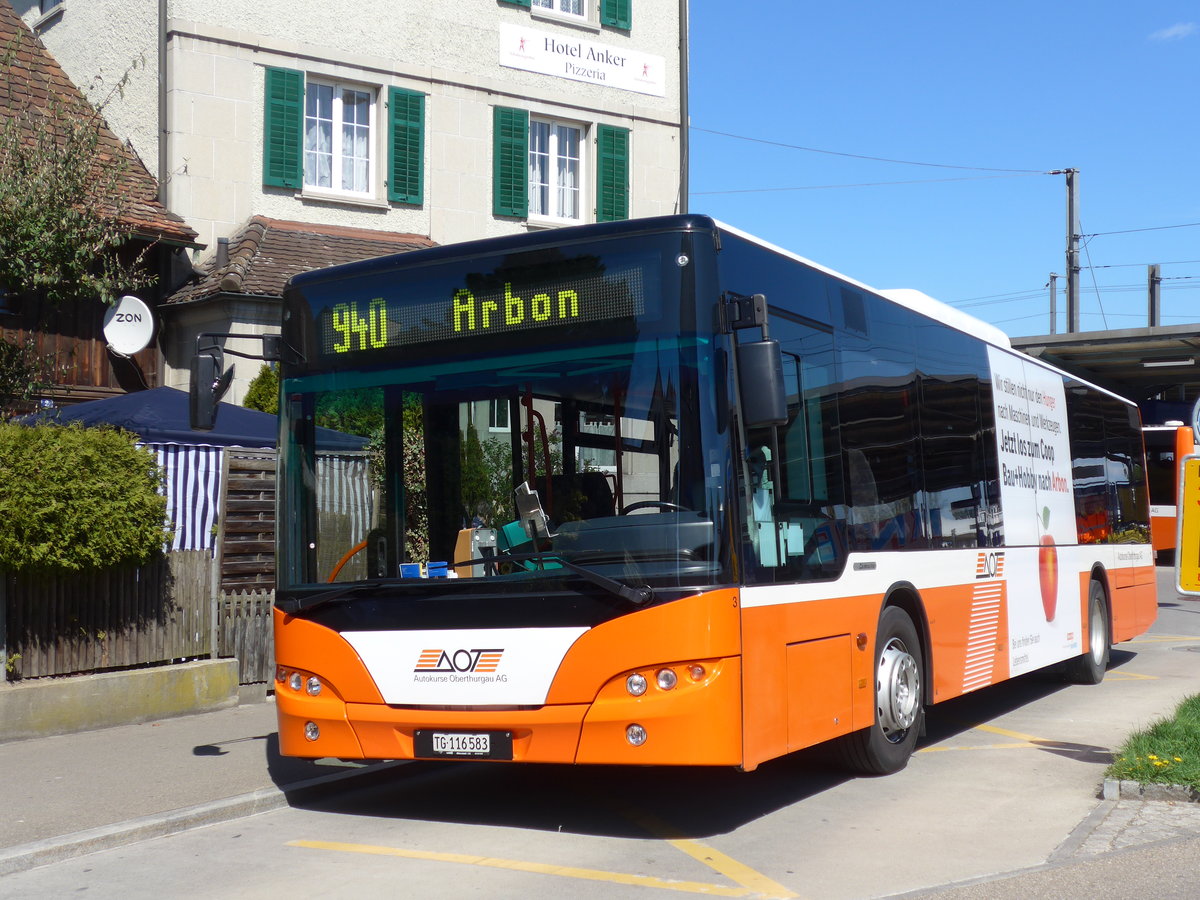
[243,215,1156,774]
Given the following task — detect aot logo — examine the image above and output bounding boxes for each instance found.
[975,551,1005,580]
[414,649,503,674]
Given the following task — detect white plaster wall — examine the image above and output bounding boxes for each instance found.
[23,2,162,179]
[163,3,682,252]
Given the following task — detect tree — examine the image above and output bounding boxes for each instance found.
[0,33,152,307]
[243,363,279,414]
[0,334,61,420]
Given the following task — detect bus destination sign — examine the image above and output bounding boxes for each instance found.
[318,260,649,357]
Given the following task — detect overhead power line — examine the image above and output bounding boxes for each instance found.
[690,126,1048,174]
[1082,222,1200,238]
[690,173,1042,195]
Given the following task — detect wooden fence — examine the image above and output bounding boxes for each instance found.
[218,589,275,685]
[2,447,308,686]
[3,551,212,680]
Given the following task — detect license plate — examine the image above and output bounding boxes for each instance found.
[414,730,513,760]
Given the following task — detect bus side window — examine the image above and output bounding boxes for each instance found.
[746,314,844,580]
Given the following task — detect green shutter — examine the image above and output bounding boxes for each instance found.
[596,125,629,222]
[388,88,425,204]
[493,106,529,218]
[601,0,631,30]
[263,67,303,189]
[499,0,531,5]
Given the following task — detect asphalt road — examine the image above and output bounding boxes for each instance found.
[2,568,1199,899]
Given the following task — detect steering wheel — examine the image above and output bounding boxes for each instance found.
[620,500,686,515]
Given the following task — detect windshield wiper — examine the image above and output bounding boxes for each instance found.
[458,553,653,606]
[278,581,383,615]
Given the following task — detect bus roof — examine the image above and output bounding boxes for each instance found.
[713,220,1013,351]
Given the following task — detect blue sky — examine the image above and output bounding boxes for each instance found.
[687,3,1200,338]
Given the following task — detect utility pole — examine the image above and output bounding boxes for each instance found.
[1148,264,1161,327]
[1065,169,1080,333]
[1048,273,1060,334]
[1049,169,1081,331]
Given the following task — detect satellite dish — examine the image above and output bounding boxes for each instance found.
[103,295,155,356]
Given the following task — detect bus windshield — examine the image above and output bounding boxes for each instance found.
[277,230,731,596]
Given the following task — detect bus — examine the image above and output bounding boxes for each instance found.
[1143,423,1196,564]
[214,215,1157,775]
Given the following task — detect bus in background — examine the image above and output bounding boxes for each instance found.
[1143,423,1197,565]
[194,215,1157,776]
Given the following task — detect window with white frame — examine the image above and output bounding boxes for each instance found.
[532,0,585,21]
[304,80,375,196]
[528,119,582,222]
[489,399,510,432]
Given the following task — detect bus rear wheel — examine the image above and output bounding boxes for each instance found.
[837,606,924,775]
[1064,580,1110,685]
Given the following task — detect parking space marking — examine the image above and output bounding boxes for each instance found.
[617,807,799,900]
[1127,634,1200,644]
[1105,669,1158,681]
[919,741,1034,753]
[289,839,769,897]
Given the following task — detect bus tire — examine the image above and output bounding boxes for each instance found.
[1064,580,1109,685]
[838,606,924,775]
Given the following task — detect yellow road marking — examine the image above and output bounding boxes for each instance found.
[619,808,799,900]
[972,722,1044,742]
[289,839,760,897]
[1104,670,1158,681]
[919,741,1034,753]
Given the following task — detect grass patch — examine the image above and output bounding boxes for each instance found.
[1106,694,1200,790]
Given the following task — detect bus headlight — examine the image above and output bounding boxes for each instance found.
[655,668,678,691]
[305,676,322,696]
[626,724,648,746]
[626,673,648,696]
[289,672,303,692]
[304,722,320,741]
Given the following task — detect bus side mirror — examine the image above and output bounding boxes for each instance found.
[738,339,788,428]
[190,351,232,430]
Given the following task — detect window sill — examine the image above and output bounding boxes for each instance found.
[32,5,64,30]
[525,215,586,231]
[530,10,599,33]
[298,189,390,211]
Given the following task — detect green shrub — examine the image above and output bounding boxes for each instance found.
[0,422,169,573]
[243,363,279,414]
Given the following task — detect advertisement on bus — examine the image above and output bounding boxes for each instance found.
[987,347,1078,675]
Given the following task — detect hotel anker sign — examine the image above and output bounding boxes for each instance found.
[499,23,666,97]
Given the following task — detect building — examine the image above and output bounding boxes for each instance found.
[22,0,684,403]
[1,1,199,407]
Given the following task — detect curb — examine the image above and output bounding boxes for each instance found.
[1101,778,1200,803]
[0,760,408,878]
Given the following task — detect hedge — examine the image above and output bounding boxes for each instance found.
[0,422,170,573]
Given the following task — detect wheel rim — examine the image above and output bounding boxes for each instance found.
[1089,598,1107,665]
[877,638,920,742]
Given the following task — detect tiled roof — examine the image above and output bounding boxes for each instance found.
[0,1,197,245]
[167,217,435,304]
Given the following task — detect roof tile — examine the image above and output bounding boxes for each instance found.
[168,217,435,304]
[0,0,197,244]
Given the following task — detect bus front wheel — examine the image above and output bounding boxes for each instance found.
[838,606,924,775]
